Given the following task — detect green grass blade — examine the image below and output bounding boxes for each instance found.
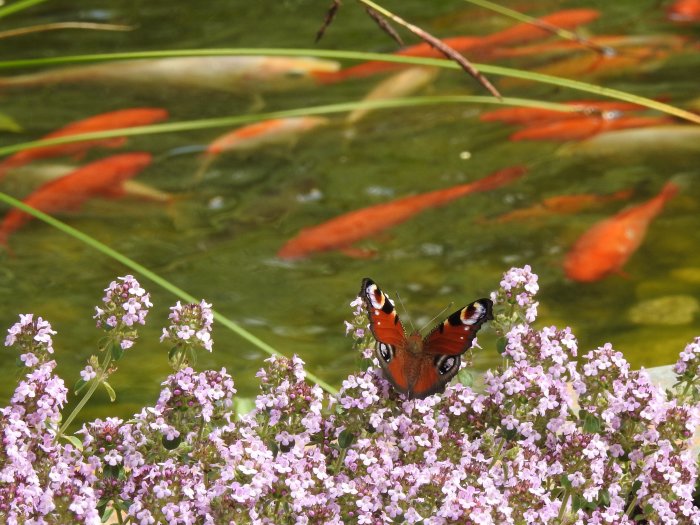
[0,48,696,123]
[0,192,338,394]
[0,0,48,20]
[0,96,578,157]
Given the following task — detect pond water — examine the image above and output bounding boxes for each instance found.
[0,0,698,425]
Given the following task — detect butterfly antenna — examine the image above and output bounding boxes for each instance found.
[418,302,454,333]
[394,292,416,333]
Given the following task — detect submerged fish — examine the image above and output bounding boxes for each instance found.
[563,181,678,282]
[479,100,648,125]
[315,9,599,84]
[0,152,152,244]
[558,126,700,157]
[346,67,439,125]
[487,189,633,223]
[509,115,672,141]
[667,0,700,22]
[0,56,340,93]
[195,116,330,180]
[0,107,167,179]
[277,166,527,259]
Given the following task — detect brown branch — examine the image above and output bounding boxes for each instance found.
[380,11,501,99]
[315,0,342,43]
[364,6,404,47]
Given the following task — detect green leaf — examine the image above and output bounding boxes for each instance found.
[338,429,355,449]
[496,337,507,355]
[102,381,117,402]
[457,368,473,387]
[61,434,84,451]
[111,342,124,361]
[581,411,602,433]
[99,503,113,523]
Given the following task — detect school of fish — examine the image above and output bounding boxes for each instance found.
[0,2,695,295]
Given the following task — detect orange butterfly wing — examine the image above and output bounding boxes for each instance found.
[422,299,493,356]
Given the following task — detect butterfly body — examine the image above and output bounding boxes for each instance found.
[360,278,493,399]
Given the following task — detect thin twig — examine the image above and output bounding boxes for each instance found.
[357,0,501,99]
[364,6,403,47]
[0,22,134,40]
[315,0,342,43]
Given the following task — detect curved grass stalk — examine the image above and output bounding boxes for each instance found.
[0,48,696,123]
[0,22,134,40]
[0,96,577,157]
[0,192,338,395]
[460,0,611,53]
[0,0,48,20]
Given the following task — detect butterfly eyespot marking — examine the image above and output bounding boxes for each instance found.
[376,342,395,363]
[435,355,459,375]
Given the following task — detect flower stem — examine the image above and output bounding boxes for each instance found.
[57,344,113,439]
[558,488,570,523]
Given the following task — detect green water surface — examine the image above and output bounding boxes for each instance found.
[0,0,698,426]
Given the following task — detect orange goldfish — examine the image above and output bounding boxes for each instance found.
[315,9,600,84]
[667,0,700,21]
[509,115,673,141]
[195,116,330,180]
[0,152,152,244]
[563,181,678,282]
[479,100,648,125]
[0,108,167,179]
[315,36,484,84]
[277,166,526,259]
[487,189,633,223]
[479,8,600,47]
[0,56,340,93]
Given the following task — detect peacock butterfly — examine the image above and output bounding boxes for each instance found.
[360,278,493,399]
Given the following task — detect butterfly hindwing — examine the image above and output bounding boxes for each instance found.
[423,299,493,356]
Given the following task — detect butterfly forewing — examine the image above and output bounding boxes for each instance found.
[360,278,407,348]
[423,299,493,356]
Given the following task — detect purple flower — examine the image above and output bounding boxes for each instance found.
[160,300,214,352]
[94,275,152,351]
[5,314,57,366]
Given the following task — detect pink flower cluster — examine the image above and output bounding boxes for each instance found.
[1,267,699,524]
[160,300,214,352]
[94,274,152,350]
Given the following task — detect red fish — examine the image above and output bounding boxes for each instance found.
[563,181,678,282]
[479,8,600,47]
[667,0,700,22]
[487,189,633,223]
[0,152,152,244]
[277,166,526,259]
[509,115,673,141]
[315,9,600,84]
[0,108,167,179]
[479,100,649,125]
